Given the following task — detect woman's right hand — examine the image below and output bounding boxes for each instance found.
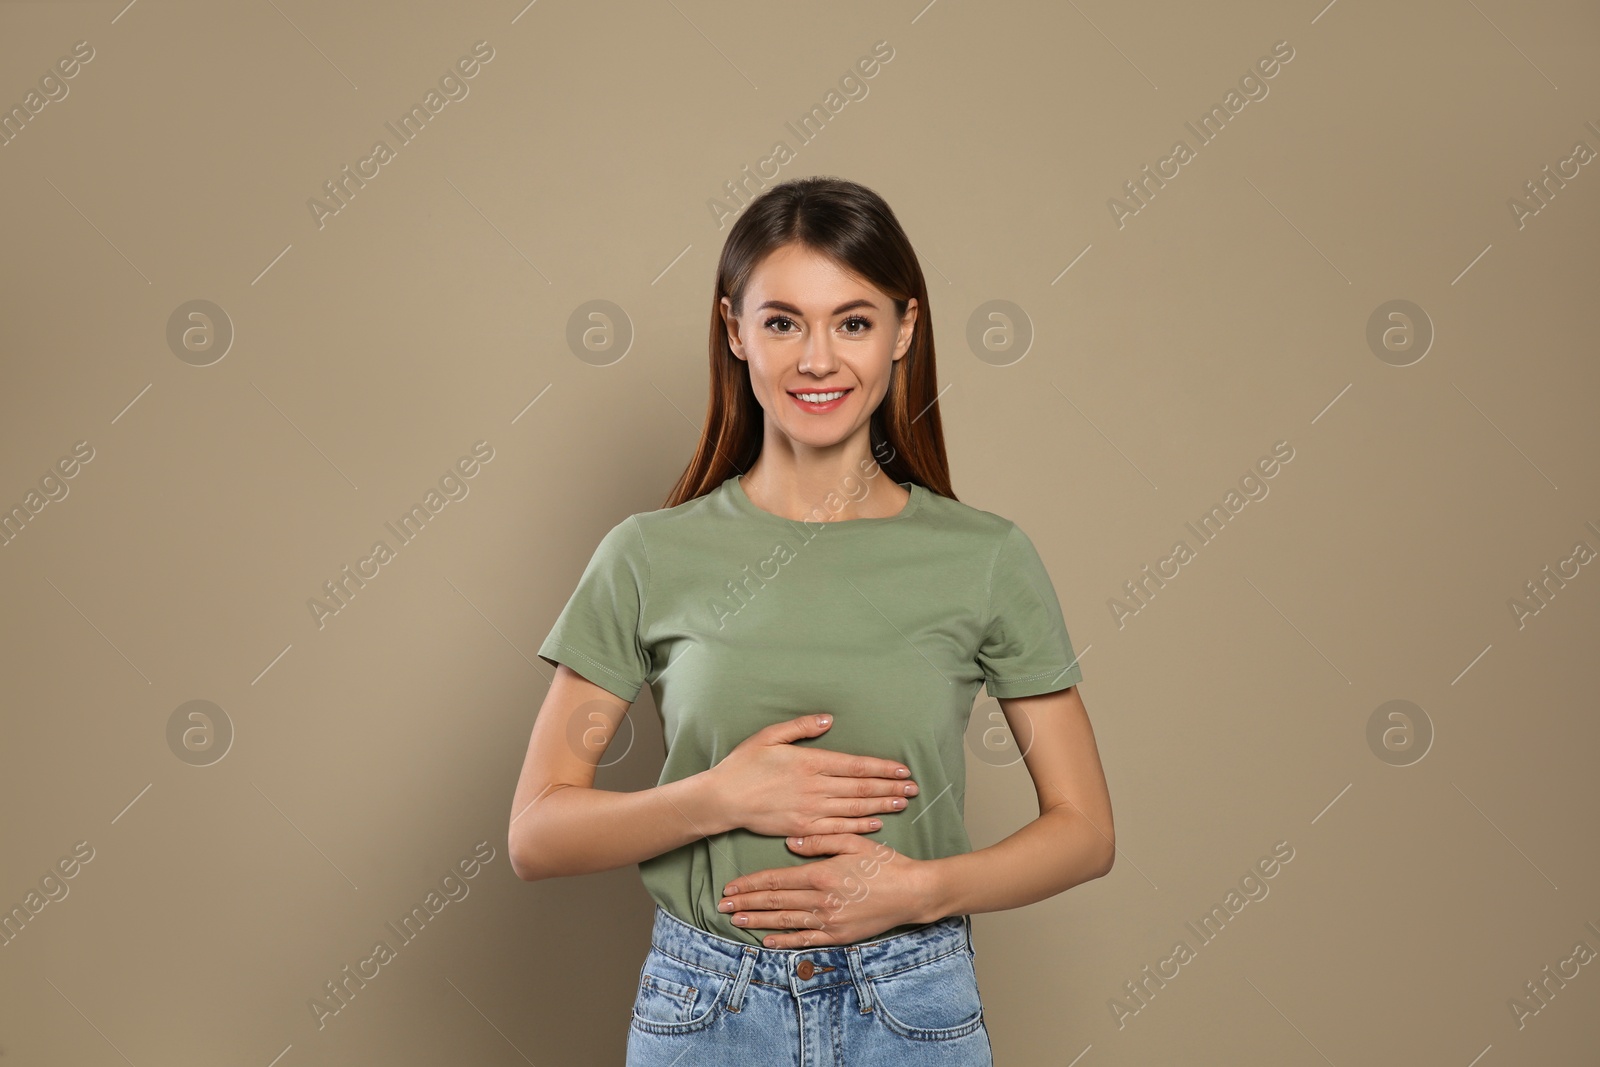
[707,714,920,839]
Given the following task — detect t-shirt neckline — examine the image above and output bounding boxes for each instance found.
[727,474,924,527]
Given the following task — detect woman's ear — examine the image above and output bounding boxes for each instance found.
[721,296,746,361]
[894,297,918,359]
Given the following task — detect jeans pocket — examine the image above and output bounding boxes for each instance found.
[630,950,730,1035]
[867,946,986,1041]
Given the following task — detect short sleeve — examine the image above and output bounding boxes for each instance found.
[537,515,651,703]
[977,522,1084,698]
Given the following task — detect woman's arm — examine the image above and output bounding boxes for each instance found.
[916,684,1115,920]
[511,664,922,883]
[508,664,733,881]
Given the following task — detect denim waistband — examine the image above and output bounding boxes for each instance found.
[647,904,972,1011]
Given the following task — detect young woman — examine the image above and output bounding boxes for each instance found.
[508,176,1115,1065]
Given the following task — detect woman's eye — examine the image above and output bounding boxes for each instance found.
[842,316,871,334]
[764,315,797,332]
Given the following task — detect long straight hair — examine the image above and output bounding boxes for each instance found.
[662,176,956,509]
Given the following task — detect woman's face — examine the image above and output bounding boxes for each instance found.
[722,243,917,456]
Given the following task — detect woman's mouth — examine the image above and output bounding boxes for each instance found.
[787,388,852,413]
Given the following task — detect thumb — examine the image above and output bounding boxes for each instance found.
[760,713,833,745]
[785,832,861,855]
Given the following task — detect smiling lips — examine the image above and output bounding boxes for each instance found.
[787,387,852,413]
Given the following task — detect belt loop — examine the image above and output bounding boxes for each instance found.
[725,947,758,1013]
[964,913,974,952]
[845,945,875,1015]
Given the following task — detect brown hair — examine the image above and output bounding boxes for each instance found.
[662,176,956,509]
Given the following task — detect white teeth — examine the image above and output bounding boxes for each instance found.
[795,390,847,403]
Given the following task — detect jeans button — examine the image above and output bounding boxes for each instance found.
[797,959,814,979]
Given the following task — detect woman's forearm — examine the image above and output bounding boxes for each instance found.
[918,806,1114,921]
[510,771,731,881]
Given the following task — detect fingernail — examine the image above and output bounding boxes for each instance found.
[719,900,733,912]
[869,819,882,829]
[735,916,748,925]
[724,884,737,895]
[896,767,909,777]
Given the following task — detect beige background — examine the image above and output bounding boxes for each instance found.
[2,0,1597,1063]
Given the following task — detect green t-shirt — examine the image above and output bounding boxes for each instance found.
[536,474,1084,945]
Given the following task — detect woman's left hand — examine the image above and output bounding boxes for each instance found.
[717,834,935,948]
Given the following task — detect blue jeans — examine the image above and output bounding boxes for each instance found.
[627,904,994,1065]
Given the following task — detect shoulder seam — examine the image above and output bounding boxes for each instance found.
[626,513,652,656]
[981,521,1018,639]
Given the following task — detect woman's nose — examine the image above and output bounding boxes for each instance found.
[798,337,839,373]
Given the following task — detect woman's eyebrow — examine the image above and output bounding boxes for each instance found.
[754,298,877,315]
